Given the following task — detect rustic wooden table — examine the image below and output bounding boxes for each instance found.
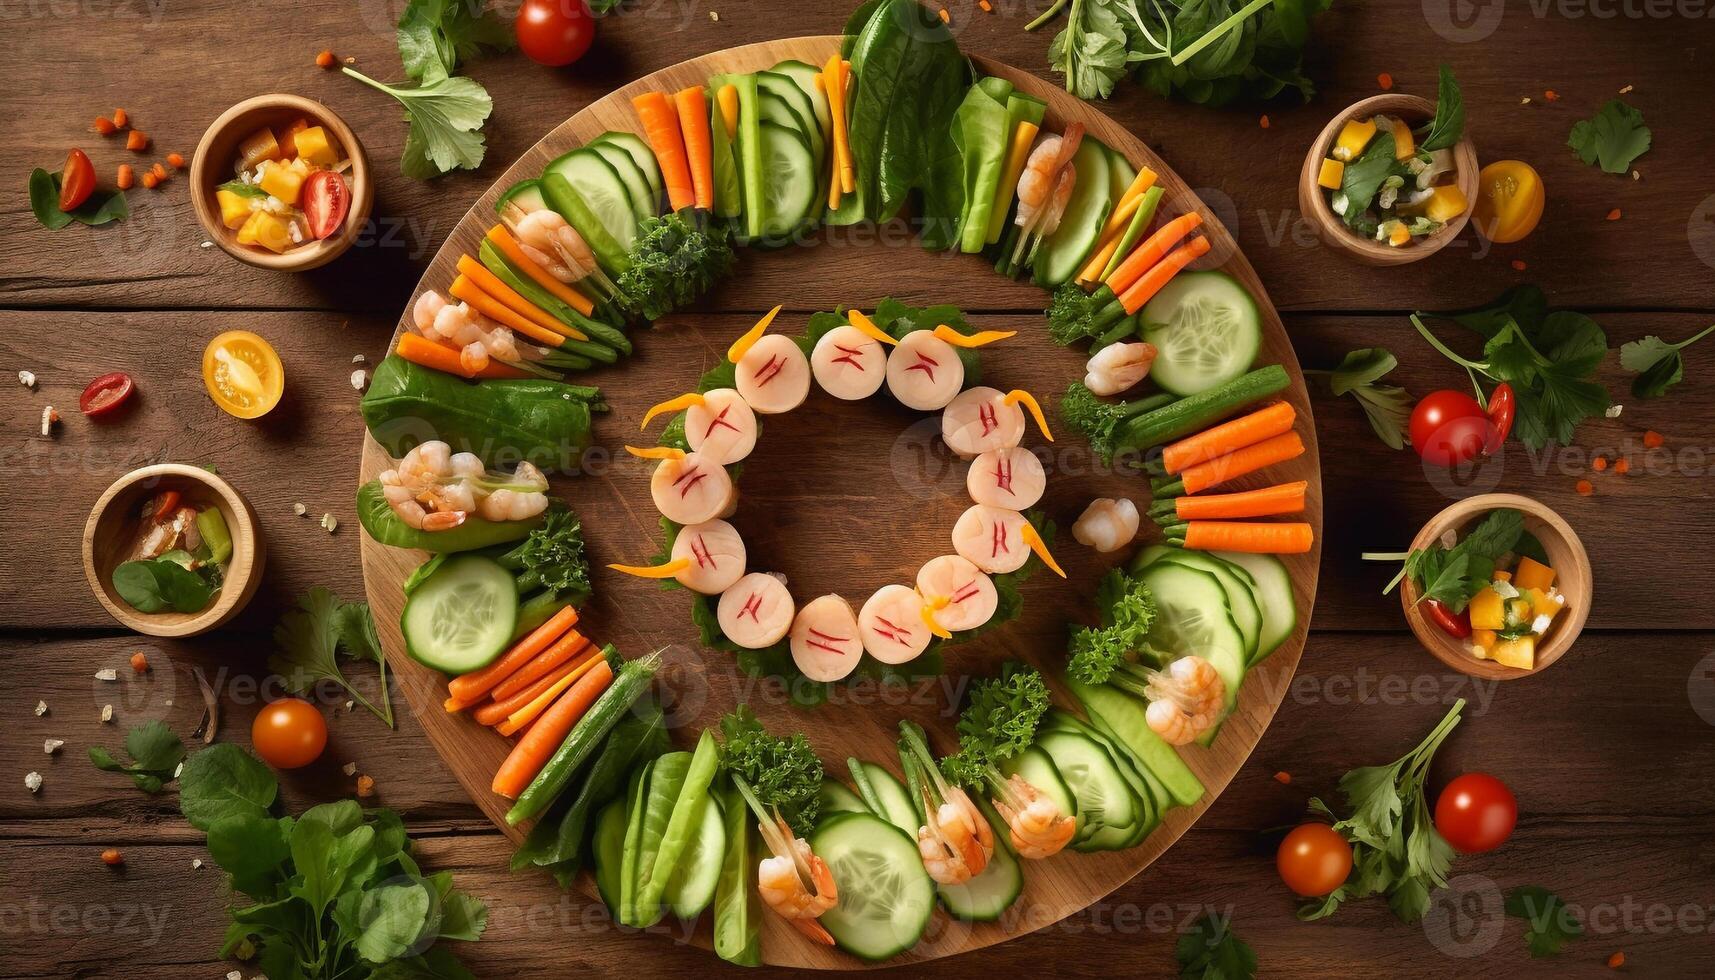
[4,2,1713,977]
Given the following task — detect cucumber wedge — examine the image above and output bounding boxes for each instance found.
[1034,138,1114,287]
[1064,674,1204,807]
[812,812,935,962]
[996,746,1076,821]
[756,120,818,240]
[1213,550,1298,662]
[1035,730,1141,851]
[496,178,548,214]
[543,149,638,253]
[849,760,918,837]
[663,793,725,919]
[818,779,868,817]
[770,60,833,139]
[1135,561,1247,745]
[1153,551,1263,663]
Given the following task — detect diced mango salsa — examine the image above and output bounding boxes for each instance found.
[216,189,253,229]
[258,161,306,206]
[237,210,293,253]
[278,118,312,159]
[237,127,281,171]
[1468,587,1505,630]
[1392,120,1416,160]
[1491,635,1536,670]
[293,126,339,167]
[1524,587,1561,621]
[1492,569,1512,583]
[1386,221,1412,246]
[1317,158,1345,190]
[1333,117,1376,161]
[1514,556,1555,592]
[1425,185,1468,222]
[1506,597,1534,626]
[1471,628,1497,656]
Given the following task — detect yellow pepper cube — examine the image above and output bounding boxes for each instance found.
[1333,117,1377,161]
[1470,629,1497,659]
[1491,635,1536,670]
[293,125,339,167]
[216,189,253,230]
[1468,587,1505,631]
[1392,120,1416,160]
[1513,556,1556,592]
[257,161,305,206]
[237,210,292,253]
[1524,588,1561,621]
[1317,158,1345,190]
[1387,222,1412,246]
[1425,185,1469,222]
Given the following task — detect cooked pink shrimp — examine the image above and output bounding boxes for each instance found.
[378,440,529,532]
[503,203,599,284]
[917,785,993,885]
[429,301,520,362]
[412,290,449,332]
[1014,122,1085,235]
[1144,656,1227,745]
[990,773,1075,859]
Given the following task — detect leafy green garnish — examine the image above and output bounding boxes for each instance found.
[1568,99,1650,174]
[1338,131,1404,229]
[1619,323,1714,399]
[396,0,514,84]
[1067,569,1162,685]
[217,179,268,198]
[89,720,186,793]
[341,67,493,180]
[1046,280,1111,347]
[1046,0,1134,101]
[614,209,737,321]
[1504,886,1584,957]
[1313,348,1414,450]
[29,168,129,230]
[1176,912,1257,979]
[1418,65,1464,152]
[497,505,592,605]
[1060,381,1174,465]
[1385,507,1523,612]
[1298,700,1464,923]
[178,743,279,831]
[112,557,220,614]
[955,662,1050,759]
[268,588,394,727]
[719,707,823,835]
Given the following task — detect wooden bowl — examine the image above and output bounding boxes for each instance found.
[1297,93,1478,266]
[1401,493,1591,680]
[189,94,372,272]
[82,464,265,637]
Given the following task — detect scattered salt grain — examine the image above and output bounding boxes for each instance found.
[321,513,338,533]
[172,761,183,779]
[1605,404,1623,418]
[101,704,114,723]
[34,701,48,717]
[351,353,366,364]
[192,858,204,870]
[342,762,358,776]
[43,739,63,755]
[1619,84,1633,94]
[709,9,719,19]
[1520,97,1532,105]
[25,772,42,793]
[18,370,36,388]
[293,503,307,516]
[344,700,355,712]
[351,369,368,391]
[201,241,213,249]
[95,668,118,682]
[41,406,59,437]
[228,971,242,980]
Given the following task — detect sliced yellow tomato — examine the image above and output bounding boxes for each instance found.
[1472,160,1544,244]
[202,330,284,419]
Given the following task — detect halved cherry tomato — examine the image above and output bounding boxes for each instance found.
[151,490,182,522]
[202,330,284,419]
[516,0,595,67]
[301,170,349,240]
[1277,823,1353,897]
[1410,390,1491,466]
[252,698,328,769]
[1483,383,1516,453]
[59,148,96,212]
[79,371,135,417]
[1473,160,1545,244]
[1423,598,1472,638]
[1435,772,1517,854]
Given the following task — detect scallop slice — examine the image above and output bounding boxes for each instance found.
[789,594,862,682]
[811,324,888,400]
[670,519,747,595]
[951,504,1030,574]
[885,330,964,410]
[685,388,758,465]
[857,584,932,664]
[735,334,810,414]
[915,555,998,633]
[941,386,1026,458]
[649,451,733,526]
[717,573,795,649]
[967,446,1046,509]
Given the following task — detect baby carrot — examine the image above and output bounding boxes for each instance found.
[484,225,596,317]
[1172,521,1315,554]
[632,91,694,212]
[1165,481,1308,521]
[1118,235,1210,314]
[470,664,567,726]
[489,629,589,702]
[491,657,614,799]
[126,130,149,152]
[116,164,135,190]
[1162,402,1297,474]
[1176,431,1305,494]
[396,333,529,380]
[455,254,587,341]
[448,274,570,349]
[674,86,715,210]
[449,606,578,703]
[1104,212,1203,295]
[496,650,606,737]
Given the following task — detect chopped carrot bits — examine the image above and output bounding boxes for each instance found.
[141,172,160,189]
[116,164,135,190]
[1377,72,1394,90]
[130,651,149,672]
[112,108,129,128]
[979,0,992,9]
[1608,952,1625,968]
[101,848,124,866]
[1273,771,1292,785]
[1606,208,1622,221]
[125,130,150,152]
[1592,456,1608,471]
[1615,457,1631,474]
[166,151,185,169]
[1544,89,1560,102]
[151,162,168,181]
[937,6,949,22]
[356,774,376,797]
[1643,430,1664,448]
[1510,259,1527,271]
[1259,114,1271,129]
[92,116,117,135]
[1575,479,1594,496]
[316,49,336,69]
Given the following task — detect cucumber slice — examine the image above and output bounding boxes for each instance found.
[812,812,936,962]
[1034,730,1140,850]
[1153,551,1263,663]
[758,72,825,169]
[1033,138,1114,287]
[852,761,919,838]
[1135,562,1248,744]
[664,793,726,919]
[592,131,663,206]
[756,120,818,239]
[770,60,833,140]
[1142,271,1264,396]
[1213,550,1298,662]
[399,555,517,673]
[1042,710,1160,823]
[818,780,868,817]
[996,746,1076,822]
[543,149,638,251]
[1109,151,1137,203]
[584,141,656,223]
[1064,674,1204,807]
[935,797,1022,921]
[593,796,628,913]
[496,178,548,214]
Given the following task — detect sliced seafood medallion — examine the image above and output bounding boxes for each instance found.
[789,594,862,682]
[811,324,888,400]
[885,330,964,410]
[942,386,1025,457]
[915,554,999,633]
[685,388,758,465]
[717,572,795,649]
[670,518,747,595]
[967,446,1046,509]
[735,334,811,414]
[951,504,1030,574]
[857,584,932,664]
[649,451,733,526]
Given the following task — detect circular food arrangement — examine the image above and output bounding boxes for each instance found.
[356,9,1323,968]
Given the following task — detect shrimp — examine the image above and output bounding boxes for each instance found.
[990,773,1075,860]
[505,204,599,284]
[1014,122,1085,236]
[1083,341,1157,396]
[476,461,550,522]
[916,783,993,885]
[412,290,449,333]
[430,302,520,362]
[379,441,486,531]
[1143,656,1227,746]
[380,482,466,531]
[756,816,838,921]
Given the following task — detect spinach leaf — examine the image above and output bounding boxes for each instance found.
[30,168,129,230]
[179,743,279,831]
[1418,65,1464,151]
[112,558,218,614]
[1619,323,1714,399]
[1568,99,1650,174]
[1338,131,1400,228]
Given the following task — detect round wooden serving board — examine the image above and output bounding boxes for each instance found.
[359,36,1323,968]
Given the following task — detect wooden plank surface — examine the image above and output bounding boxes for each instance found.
[3,0,1712,975]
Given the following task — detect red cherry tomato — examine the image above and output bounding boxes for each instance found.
[79,372,136,417]
[252,698,328,769]
[1410,390,1492,466]
[516,0,595,67]
[1435,772,1518,854]
[1276,823,1353,897]
[1423,598,1472,638]
[301,171,349,240]
[59,148,96,212]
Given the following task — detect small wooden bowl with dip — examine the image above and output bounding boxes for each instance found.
[83,464,264,637]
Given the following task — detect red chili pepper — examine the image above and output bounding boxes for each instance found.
[1483,383,1516,454]
[1423,598,1472,638]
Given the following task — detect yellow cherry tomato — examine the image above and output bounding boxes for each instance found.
[202,330,284,419]
[1472,160,1545,244]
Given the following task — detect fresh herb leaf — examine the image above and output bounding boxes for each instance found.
[269,588,395,727]
[953,662,1050,761]
[1338,132,1402,229]
[89,720,187,793]
[29,168,129,230]
[1391,508,1524,611]
[179,743,279,831]
[1047,0,1135,101]
[1067,569,1165,684]
[342,68,493,180]
[1418,65,1464,152]
[396,0,514,84]
[1317,348,1414,450]
[719,707,823,835]
[217,179,268,198]
[1175,912,1257,979]
[1505,886,1584,957]
[614,209,737,321]
[1568,99,1650,174]
[1620,323,1715,399]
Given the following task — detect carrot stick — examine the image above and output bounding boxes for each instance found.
[674,86,714,210]
[1118,235,1210,315]
[449,274,571,349]
[816,74,843,210]
[1096,167,1158,242]
[1075,231,1126,288]
[1170,481,1308,520]
[1177,521,1315,554]
[495,649,606,737]
[448,607,577,703]
[491,658,614,799]
[1104,212,1203,295]
[456,255,589,342]
[396,333,529,380]
[824,54,854,195]
[1179,431,1305,494]
[490,630,589,702]
[485,225,596,317]
[470,661,573,727]
[1162,402,1297,474]
[716,84,740,139]
[633,91,695,212]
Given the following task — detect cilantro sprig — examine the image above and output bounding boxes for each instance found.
[1370,507,1524,612]
[1620,323,1715,399]
[268,588,394,727]
[89,720,186,793]
[1175,912,1257,979]
[1307,348,1415,450]
[1505,886,1584,957]
[1568,99,1651,174]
